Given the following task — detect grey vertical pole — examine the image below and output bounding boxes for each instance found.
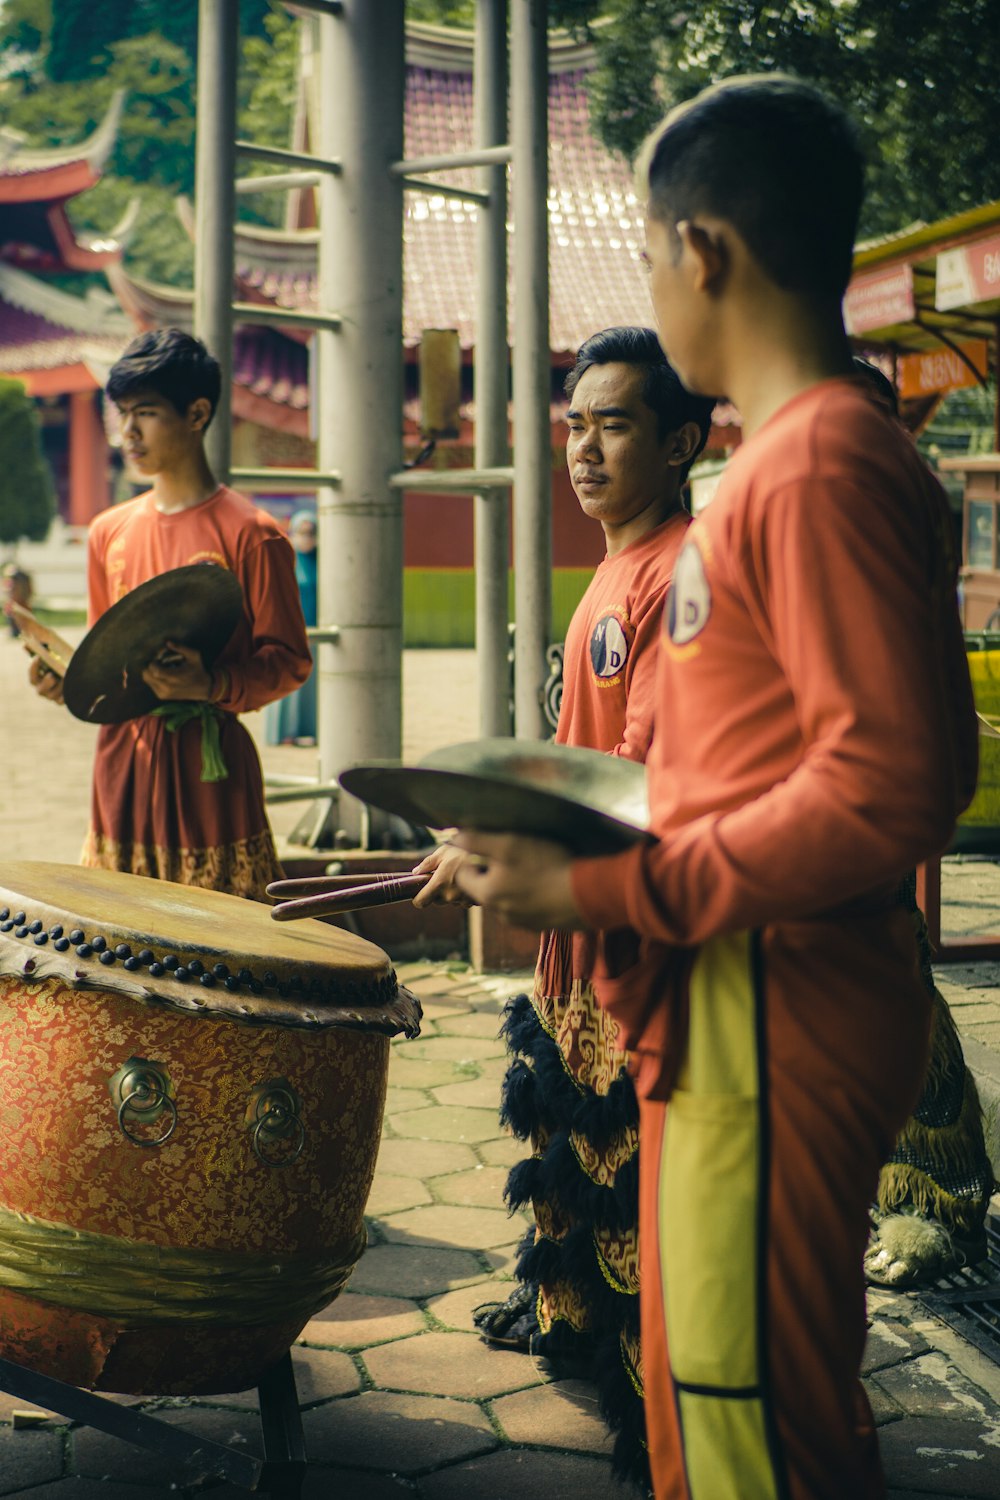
[474,0,512,739]
[510,0,551,740]
[193,0,238,483]
[317,0,405,844]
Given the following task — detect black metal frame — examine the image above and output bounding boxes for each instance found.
[919,1212,1000,1366]
[0,1351,306,1498]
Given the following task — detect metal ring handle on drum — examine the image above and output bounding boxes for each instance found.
[251,1087,306,1167]
[117,1072,178,1147]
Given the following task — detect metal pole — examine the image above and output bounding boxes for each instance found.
[317,0,405,843]
[193,0,238,482]
[511,0,551,740]
[475,0,512,738]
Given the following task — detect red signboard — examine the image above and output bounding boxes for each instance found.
[897,339,989,399]
[936,232,1000,311]
[844,264,915,335]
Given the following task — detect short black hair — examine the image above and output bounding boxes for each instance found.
[638,75,864,304]
[851,356,899,417]
[107,329,222,426]
[565,325,716,478]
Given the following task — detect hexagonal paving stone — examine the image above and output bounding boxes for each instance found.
[301,1291,425,1348]
[431,1078,502,1110]
[211,1347,361,1408]
[72,1407,261,1485]
[401,1036,506,1062]
[879,1416,1000,1496]
[861,1320,931,1376]
[349,1243,489,1298]
[366,1172,434,1216]
[364,1331,543,1400]
[384,1084,433,1113]
[864,1379,905,1427]
[377,1203,516,1250]
[416,1447,616,1498]
[471,1056,511,1084]
[491,1379,614,1454]
[209,1471,415,1500]
[388,1057,481,1091]
[426,1280,522,1335]
[389,1105,504,1144]
[432,1011,504,1039]
[301,1390,496,1473]
[0,1429,65,1495]
[376,1137,479,1177]
[875,1351,997,1420]
[475,1135,524,1168]
[21,1483,176,1500]
[431,1165,510,1208]
[483,1237,531,1277]
[0,1392,72,1425]
[416,999,474,1022]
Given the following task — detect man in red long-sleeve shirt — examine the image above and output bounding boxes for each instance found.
[451,77,978,1500]
[30,329,311,898]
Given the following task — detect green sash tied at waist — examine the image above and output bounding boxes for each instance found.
[150,701,229,782]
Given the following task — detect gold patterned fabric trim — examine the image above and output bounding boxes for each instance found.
[0,1205,364,1325]
[81,827,283,901]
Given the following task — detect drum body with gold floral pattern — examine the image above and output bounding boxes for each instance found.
[0,861,419,1396]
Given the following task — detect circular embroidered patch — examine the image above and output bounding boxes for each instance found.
[666,540,711,646]
[590,613,629,680]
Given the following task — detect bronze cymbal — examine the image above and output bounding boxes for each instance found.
[63,564,244,724]
[339,738,651,856]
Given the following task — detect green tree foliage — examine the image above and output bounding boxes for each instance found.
[0,1,293,287]
[0,380,56,546]
[564,0,999,240]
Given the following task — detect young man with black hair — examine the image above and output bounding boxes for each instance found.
[449,78,978,1499]
[417,327,713,1485]
[31,329,311,898]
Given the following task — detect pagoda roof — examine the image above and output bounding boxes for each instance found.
[0,263,130,393]
[170,36,650,355]
[0,92,124,203]
[0,93,133,272]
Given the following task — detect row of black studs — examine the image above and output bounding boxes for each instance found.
[0,905,396,1004]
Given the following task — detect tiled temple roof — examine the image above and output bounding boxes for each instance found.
[0,263,129,379]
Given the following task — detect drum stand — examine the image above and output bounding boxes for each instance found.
[0,1351,306,1498]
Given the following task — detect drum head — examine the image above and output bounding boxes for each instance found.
[340,738,651,856]
[63,565,244,724]
[0,862,417,1035]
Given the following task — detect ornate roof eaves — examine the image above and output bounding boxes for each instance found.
[0,262,130,336]
[0,89,126,181]
[405,18,601,75]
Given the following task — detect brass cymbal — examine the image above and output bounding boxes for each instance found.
[340,738,651,856]
[63,565,244,724]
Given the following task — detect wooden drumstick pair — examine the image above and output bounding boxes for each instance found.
[268,871,431,921]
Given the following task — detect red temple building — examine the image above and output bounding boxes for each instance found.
[0,93,134,527]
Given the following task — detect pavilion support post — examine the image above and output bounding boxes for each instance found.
[316,0,405,844]
[511,0,551,740]
[474,0,512,739]
[68,391,110,525]
[193,0,238,482]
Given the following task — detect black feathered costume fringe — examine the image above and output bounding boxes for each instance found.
[493,928,649,1493]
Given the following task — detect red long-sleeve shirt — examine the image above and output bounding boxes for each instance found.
[572,379,978,946]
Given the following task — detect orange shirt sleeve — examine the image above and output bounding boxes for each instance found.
[214,535,312,716]
[573,471,977,944]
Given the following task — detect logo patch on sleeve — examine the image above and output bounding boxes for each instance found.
[665,539,711,646]
[590,610,630,684]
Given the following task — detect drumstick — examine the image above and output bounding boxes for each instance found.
[266,873,420,897]
[270,873,431,921]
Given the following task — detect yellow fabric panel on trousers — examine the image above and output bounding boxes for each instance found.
[677,1389,780,1500]
[661,1089,761,1388]
[961,648,1000,826]
[677,930,759,1097]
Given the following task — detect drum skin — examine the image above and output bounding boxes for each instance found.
[0,863,418,1396]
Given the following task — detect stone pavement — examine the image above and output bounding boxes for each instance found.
[0,961,999,1498]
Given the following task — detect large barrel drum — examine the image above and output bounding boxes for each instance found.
[0,862,419,1396]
